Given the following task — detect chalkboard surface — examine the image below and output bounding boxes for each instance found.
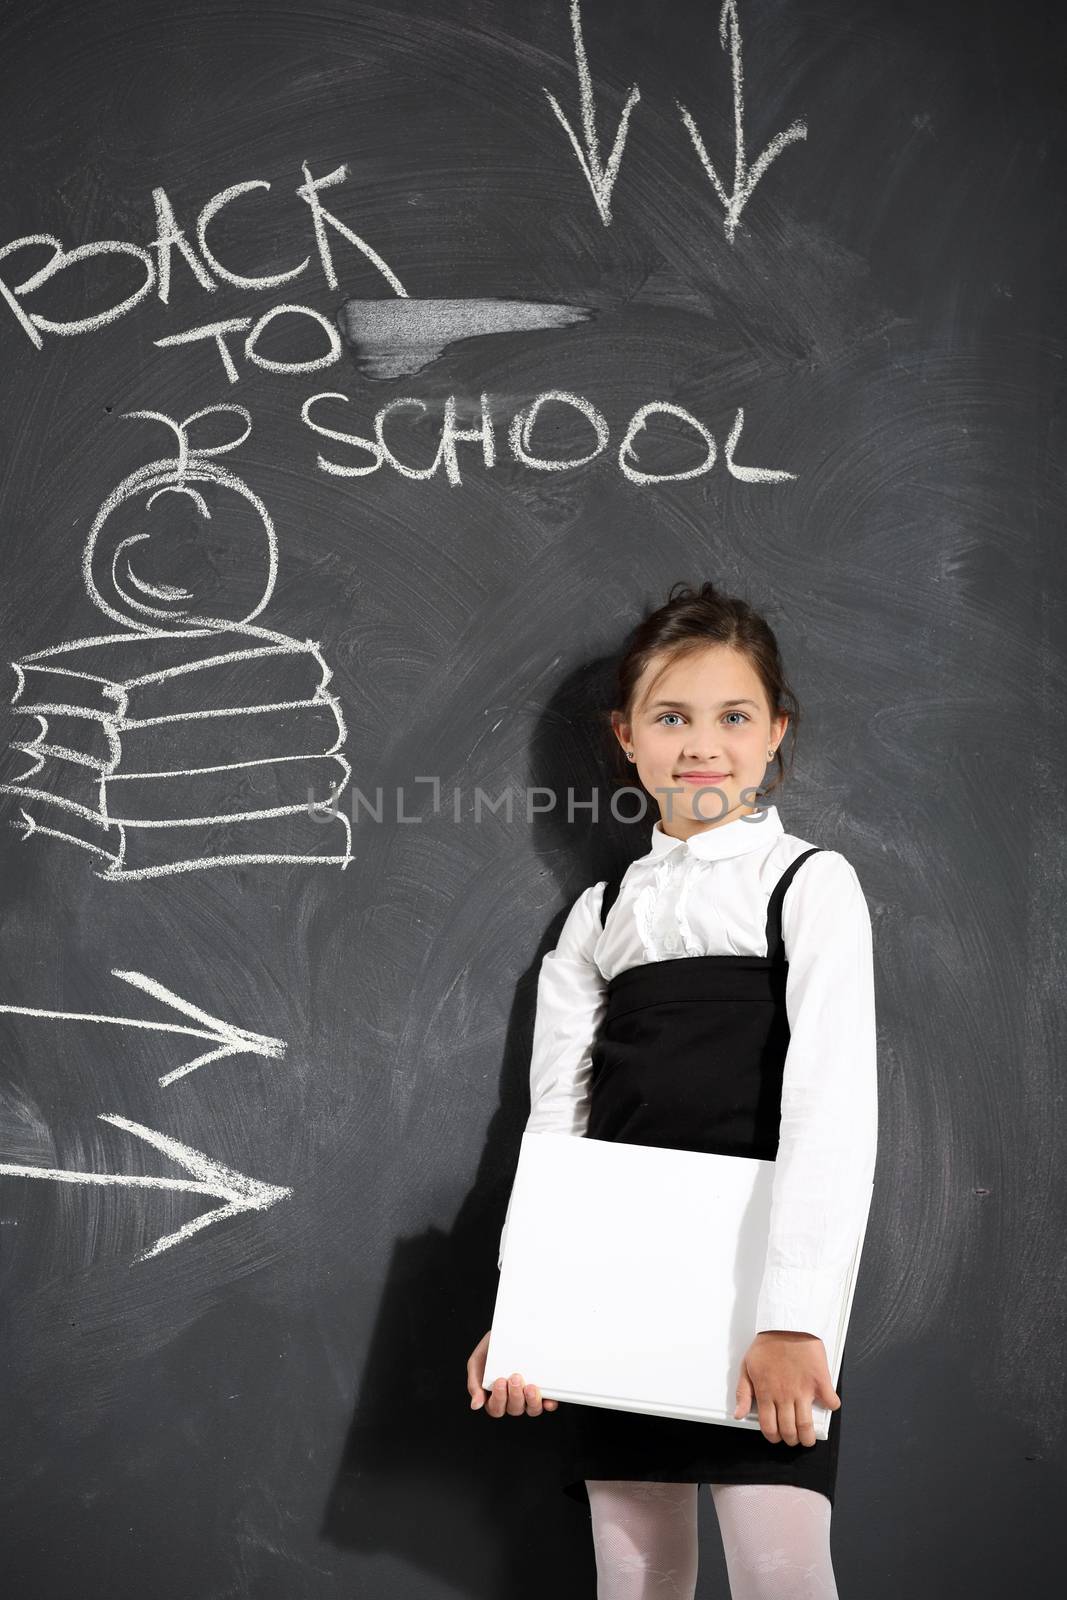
[0,2,1062,1595]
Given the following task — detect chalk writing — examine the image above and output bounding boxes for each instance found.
[544,0,641,225]
[0,967,287,1088]
[677,0,808,243]
[2,404,352,879]
[0,1114,292,1262]
[0,161,407,349]
[302,391,795,486]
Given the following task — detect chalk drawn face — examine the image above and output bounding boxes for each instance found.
[83,405,279,631]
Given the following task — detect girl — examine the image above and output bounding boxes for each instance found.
[467,580,879,1600]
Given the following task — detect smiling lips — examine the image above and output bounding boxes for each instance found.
[677,772,729,782]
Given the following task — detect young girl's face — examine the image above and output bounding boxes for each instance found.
[614,644,788,833]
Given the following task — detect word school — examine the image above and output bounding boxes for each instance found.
[301,392,795,487]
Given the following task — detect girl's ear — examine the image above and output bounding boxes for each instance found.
[609,712,631,751]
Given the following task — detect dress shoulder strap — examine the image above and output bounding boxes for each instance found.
[598,874,624,929]
[764,846,823,962]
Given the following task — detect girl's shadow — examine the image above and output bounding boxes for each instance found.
[319,656,646,1595]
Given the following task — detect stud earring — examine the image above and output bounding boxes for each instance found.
[626,750,635,761]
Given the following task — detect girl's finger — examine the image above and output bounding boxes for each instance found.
[757,1395,781,1444]
[487,1376,509,1418]
[777,1399,799,1447]
[817,1377,841,1410]
[793,1399,817,1447]
[506,1373,527,1416]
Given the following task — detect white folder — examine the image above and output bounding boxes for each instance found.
[484,1131,873,1441]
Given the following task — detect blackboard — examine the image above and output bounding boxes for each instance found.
[0,2,1061,1595]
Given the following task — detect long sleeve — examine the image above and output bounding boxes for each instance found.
[497,883,609,1269]
[753,850,879,1352]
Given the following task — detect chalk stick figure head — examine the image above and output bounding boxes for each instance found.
[83,404,279,630]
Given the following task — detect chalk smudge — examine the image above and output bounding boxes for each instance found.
[335,297,594,379]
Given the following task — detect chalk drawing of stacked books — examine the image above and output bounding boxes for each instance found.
[1,404,352,880]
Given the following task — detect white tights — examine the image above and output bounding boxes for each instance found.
[585,1478,838,1600]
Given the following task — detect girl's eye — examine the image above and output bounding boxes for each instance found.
[656,711,749,727]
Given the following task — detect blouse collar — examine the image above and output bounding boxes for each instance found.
[645,803,784,861]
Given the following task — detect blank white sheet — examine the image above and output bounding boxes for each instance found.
[485,1131,871,1441]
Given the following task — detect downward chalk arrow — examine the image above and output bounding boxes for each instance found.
[0,1113,292,1262]
[0,968,287,1087]
[677,0,807,243]
[544,0,641,226]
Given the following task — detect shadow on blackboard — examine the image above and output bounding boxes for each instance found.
[319,652,641,1592]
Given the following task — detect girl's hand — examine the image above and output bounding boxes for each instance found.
[466,1330,560,1416]
[733,1331,841,1447]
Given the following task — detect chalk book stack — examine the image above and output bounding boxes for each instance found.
[2,626,351,879]
[485,1130,873,1441]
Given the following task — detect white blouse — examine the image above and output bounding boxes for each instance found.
[497,803,879,1355]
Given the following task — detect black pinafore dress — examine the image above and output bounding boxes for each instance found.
[560,846,847,1509]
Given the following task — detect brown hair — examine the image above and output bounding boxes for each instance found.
[607,580,800,800]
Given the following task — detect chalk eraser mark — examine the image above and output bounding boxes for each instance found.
[336,297,594,379]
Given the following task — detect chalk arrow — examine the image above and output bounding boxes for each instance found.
[0,968,287,1087]
[544,0,641,226]
[677,0,807,244]
[0,1112,292,1262]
